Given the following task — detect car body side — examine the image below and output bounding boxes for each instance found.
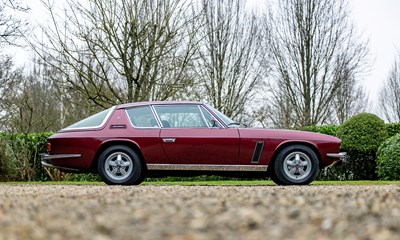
[44,103,342,175]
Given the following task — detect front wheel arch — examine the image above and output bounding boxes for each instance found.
[270,144,320,185]
[268,142,322,174]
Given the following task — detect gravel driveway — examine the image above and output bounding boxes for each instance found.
[0,184,399,240]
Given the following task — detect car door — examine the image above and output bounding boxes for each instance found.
[154,104,240,165]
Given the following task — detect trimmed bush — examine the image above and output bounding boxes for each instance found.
[336,113,387,180]
[376,134,400,180]
[337,113,387,153]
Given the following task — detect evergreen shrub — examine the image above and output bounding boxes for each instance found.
[386,122,400,138]
[336,113,387,180]
[376,134,400,180]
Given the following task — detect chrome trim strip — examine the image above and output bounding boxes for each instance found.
[146,164,268,172]
[197,105,211,128]
[110,124,127,129]
[41,161,80,172]
[42,154,81,160]
[150,105,163,128]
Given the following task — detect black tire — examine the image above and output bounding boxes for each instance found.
[269,170,284,185]
[273,145,319,185]
[97,145,144,185]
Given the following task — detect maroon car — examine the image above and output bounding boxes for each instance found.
[41,101,345,185]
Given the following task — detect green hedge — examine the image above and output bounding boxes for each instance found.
[301,125,339,136]
[0,132,52,181]
[0,132,100,182]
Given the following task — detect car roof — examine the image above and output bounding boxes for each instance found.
[116,101,204,109]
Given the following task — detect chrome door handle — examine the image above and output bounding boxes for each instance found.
[162,138,176,143]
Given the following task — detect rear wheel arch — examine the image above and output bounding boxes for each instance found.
[91,140,146,172]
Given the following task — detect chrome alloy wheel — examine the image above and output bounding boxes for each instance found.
[283,151,312,181]
[104,152,133,181]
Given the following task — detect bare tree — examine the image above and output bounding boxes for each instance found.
[0,0,31,132]
[0,63,58,133]
[5,80,58,133]
[332,66,368,124]
[379,54,400,123]
[192,0,264,119]
[0,56,18,97]
[0,55,94,133]
[263,0,368,127]
[0,57,23,130]
[0,0,29,47]
[33,0,197,109]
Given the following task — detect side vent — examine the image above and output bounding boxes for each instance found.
[251,140,264,163]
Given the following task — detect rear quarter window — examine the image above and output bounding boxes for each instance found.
[126,106,159,128]
[65,107,114,129]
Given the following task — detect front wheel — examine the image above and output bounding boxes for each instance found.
[98,145,144,185]
[273,145,319,185]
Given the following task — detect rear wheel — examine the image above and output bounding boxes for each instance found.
[98,145,144,185]
[273,145,319,185]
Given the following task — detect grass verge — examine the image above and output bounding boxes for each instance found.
[1,180,400,186]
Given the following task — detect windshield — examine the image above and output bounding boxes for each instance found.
[206,105,238,127]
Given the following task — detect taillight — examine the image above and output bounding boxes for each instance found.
[46,142,52,153]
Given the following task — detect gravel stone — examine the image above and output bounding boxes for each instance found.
[0,184,399,239]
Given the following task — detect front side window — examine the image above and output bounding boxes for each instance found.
[126,106,159,128]
[200,106,223,128]
[65,107,114,129]
[154,105,208,128]
[206,105,238,127]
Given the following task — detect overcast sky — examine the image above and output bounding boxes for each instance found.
[8,0,400,117]
[350,0,400,112]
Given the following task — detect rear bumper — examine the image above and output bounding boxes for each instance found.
[41,153,81,172]
[42,153,81,160]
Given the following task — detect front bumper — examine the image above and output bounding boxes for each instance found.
[41,153,81,172]
[325,152,347,168]
[326,152,348,162]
